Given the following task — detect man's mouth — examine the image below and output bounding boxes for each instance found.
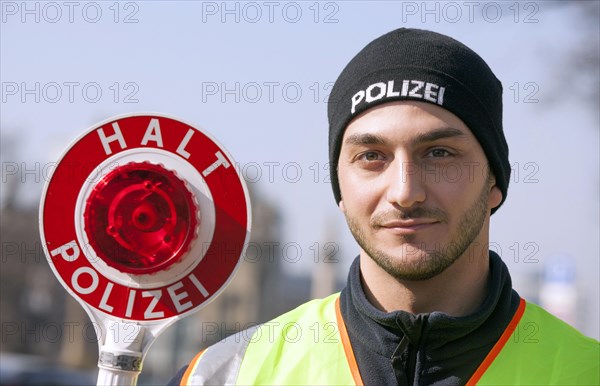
[377,219,440,233]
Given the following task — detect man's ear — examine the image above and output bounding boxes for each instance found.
[487,174,502,209]
[339,200,346,214]
[489,186,502,209]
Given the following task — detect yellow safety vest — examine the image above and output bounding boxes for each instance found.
[182,293,600,385]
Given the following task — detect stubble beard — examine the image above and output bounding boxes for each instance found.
[345,183,490,281]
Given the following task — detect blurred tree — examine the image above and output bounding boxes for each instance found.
[549,1,599,114]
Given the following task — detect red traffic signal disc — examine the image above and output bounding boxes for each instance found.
[39,114,251,321]
[84,162,199,275]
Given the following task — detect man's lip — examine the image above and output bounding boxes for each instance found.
[378,219,439,228]
[377,220,440,232]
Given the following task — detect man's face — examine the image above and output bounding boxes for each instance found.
[338,101,502,281]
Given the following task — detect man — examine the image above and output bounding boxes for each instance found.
[171,28,599,385]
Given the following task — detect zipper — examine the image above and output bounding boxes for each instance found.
[391,314,428,385]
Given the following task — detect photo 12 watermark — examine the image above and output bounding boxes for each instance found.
[2,81,140,104]
[1,321,139,345]
[469,241,541,264]
[399,1,540,24]
[200,1,340,24]
[201,81,334,104]
[508,82,540,104]
[1,1,140,23]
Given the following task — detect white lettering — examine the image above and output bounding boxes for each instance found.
[437,86,445,105]
[125,289,136,318]
[97,122,127,155]
[140,118,164,148]
[72,267,99,295]
[350,90,365,114]
[99,282,114,312]
[202,151,231,177]
[350,80,447,113]
[176,128,195,159]
[423,83,439,103]
[401,80,410,96]
[142,290,164,319]
[386,80,400,97]
[189,273,209,297]
[365,82,386,103]
[408,80,424,98]
[167,281,192,313]
[50,240,80,262]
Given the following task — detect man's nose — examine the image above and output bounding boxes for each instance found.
[385,159,426,208]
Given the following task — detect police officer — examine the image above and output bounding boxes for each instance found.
[170,28,599,385]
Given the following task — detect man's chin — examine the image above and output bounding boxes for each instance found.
[386,252,438,270]
[364,245,458,281]
[381,258,453,282]
[375,240,442,259]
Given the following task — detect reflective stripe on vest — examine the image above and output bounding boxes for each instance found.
[183,293,599,385]
[183,325,261,385]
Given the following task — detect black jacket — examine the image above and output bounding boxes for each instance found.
[340,252,520,385]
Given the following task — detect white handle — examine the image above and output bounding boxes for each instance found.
[96,320,145,386]
[97,366,140,386]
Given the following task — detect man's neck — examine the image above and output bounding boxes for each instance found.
[359,245,490,317]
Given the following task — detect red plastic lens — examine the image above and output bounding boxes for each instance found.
[84,162,198,274]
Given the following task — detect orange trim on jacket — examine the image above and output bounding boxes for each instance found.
[466,298,526,385]
[335,296,364,386]
[180,349,206,386]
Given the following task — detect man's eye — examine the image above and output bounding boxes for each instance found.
[360,151,383,161]
[428,148,451,158]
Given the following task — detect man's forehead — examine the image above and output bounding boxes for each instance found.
[342,101,474,145]
[341,129,474,155]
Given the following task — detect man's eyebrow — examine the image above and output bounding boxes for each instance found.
[411,127,466,145]
[343,127,466,147]
[344,133,386,146]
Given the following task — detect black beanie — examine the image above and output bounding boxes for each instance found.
[328,28,509,214]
